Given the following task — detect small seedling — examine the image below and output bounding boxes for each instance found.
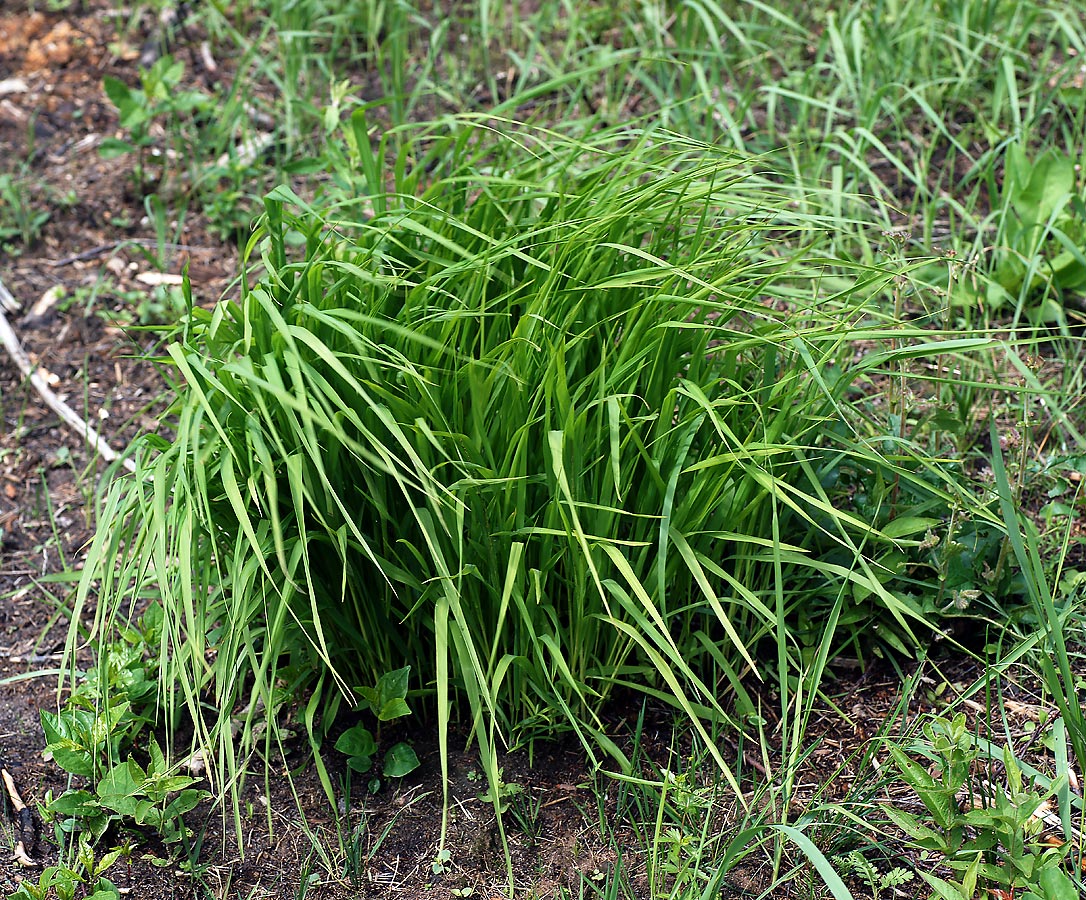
[29,604,207,899]
[335,666,420,780]
[926,145,1086,324]
[833,850,914,900]
[0,173,50,252]
[100,56,211,193]
[8,863,120,900]
[477,768,523,815]
[431,848,453,875]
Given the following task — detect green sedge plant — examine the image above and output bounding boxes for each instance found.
[71,116,996,849]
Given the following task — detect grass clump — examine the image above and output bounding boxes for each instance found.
[75,120,981,819]
[23,0,1086,895]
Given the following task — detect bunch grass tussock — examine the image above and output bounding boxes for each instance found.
[75,121,971,802]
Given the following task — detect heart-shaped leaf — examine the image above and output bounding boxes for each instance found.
[382,743,420,778]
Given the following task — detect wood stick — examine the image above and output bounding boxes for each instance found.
[2,768,37,867]
[1,769,26,813]
[0,275,136,473]
[0,275,18,313]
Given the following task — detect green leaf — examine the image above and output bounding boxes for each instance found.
[1004,143,1031,197]
[1012,150,1075,228]
[101,76,134,112]
[885,743,956,828]
[377,698,411,722]
[377,666,411,709]
[165,788,207,817]
[883,803,947,849]
[47,789,101,817]
[40,710,94,778]
[1037,867,1079,900]
[153,775,197,794]
[335,724,377,758]
[147,736,166,776]
[160,58,185,87]
[282,157,331,175]
[337,723,377,773]
[86,878,121,900]
[919,871,971,900]
[356,667,412,719]
[1004,744,1024,795]
[882,517,939,540]
[97,759,146,817]
[382,743,420,778]
[354,686,379,709]
[94,847,124,878]
[170,90,209,114]
[133,798,159,828]
[882,803,921,833]
[959,851,982,900]
[98,137,136,159]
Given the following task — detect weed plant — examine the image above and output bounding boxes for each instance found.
[73,119,993,821]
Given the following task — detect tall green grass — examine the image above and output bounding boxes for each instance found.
[189,0,1086,348]
[74,120,991,825]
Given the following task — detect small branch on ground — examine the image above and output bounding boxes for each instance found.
[1,767,38,866]
[0,275,137,473]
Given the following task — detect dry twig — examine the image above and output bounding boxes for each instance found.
[1,768,37,866]
[0,274,136,472]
